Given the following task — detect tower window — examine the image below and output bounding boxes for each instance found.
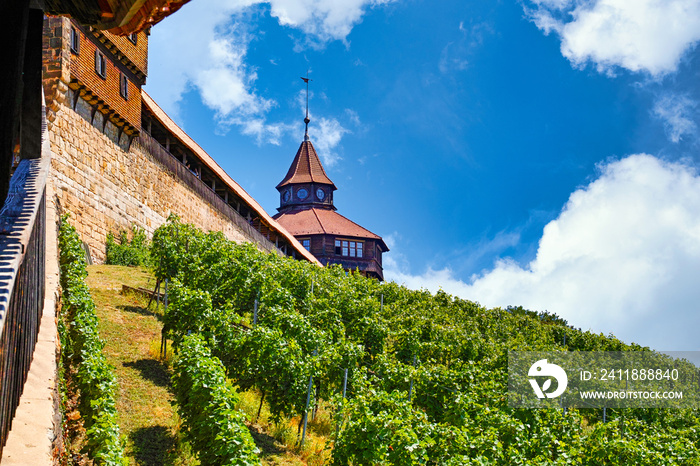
[70,27,80,54]
[119,72,129,99]
[95,51,106,78]
[335,239,362,257]
[128,33,137,45]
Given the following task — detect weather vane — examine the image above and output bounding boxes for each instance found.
[301,71,312,141]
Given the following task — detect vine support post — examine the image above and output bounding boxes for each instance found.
[409,355,416,402]
[148,278,161,308]
[335,368,348,440]
[253,298,258,326]
[300,348,317,447]
[342,368,348,399]
[300,375,313,447]
[160,278,169,359]
[256,391,266,423]
[313,381,320,420]
[603,406,607,423]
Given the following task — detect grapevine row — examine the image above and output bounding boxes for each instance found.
[58,217,127,465]
[152,215,700,464]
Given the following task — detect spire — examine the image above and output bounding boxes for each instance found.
[275,140,336,190]
[301,72,312,141]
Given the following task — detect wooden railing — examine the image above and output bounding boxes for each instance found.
[0,112,51,454]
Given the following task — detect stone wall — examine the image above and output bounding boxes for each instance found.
[47,89,267,263]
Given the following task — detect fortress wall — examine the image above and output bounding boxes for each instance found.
[47,90,260,263]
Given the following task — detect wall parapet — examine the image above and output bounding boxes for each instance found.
[135,132,280,255]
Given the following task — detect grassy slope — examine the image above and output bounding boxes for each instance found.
[86,265,192,465]
[85,265,325,466]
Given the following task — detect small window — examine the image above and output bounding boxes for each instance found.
[335,239,341,255]
[119,72,129,99]
[128,33,137,45]
[70,27,80,54]
[301,239,310,252]
[94,50,106,78]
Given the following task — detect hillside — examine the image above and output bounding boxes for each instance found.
[59,216,700,465]
[148,216,700,464]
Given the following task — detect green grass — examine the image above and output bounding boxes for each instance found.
[86,265,196,466]
[85,265,328,465]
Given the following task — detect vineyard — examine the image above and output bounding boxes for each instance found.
[60,214,700,465]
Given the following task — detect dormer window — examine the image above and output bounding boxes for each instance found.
[94,51,106,78]
[128,33,137,45]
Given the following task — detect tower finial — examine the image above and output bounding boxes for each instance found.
[301,71,312,141]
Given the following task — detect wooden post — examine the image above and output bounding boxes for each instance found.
[300,348,317,447]
[256,391,266,423]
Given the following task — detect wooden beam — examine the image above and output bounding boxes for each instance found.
[19,8,42,161]
[72,88,80,110]
[90,103,99,125]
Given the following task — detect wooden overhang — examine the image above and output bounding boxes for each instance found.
[44,0,191,35]
[141,91,321,265]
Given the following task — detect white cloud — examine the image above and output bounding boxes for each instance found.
[146,0,392,142]
[386,154,700,351]
[311,117,349,167]
[652,93,698,143]
[526,0,700,76]
[268,0,396,46]
[438,21,493,74]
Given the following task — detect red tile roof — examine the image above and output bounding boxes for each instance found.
[276,141,336,190]
[274,208,389,251]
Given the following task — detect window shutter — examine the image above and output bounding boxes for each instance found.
[94,50,99,74]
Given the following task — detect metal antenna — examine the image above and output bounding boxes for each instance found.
[301,71,312,141]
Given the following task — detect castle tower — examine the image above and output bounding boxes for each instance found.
[273,106,388,280]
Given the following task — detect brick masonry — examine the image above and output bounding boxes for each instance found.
[102,29,148,76]
[47,89,260,263]
[43,15,281,264]
[70,24,142,132]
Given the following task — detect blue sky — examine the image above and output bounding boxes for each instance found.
[145,0,700,351]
